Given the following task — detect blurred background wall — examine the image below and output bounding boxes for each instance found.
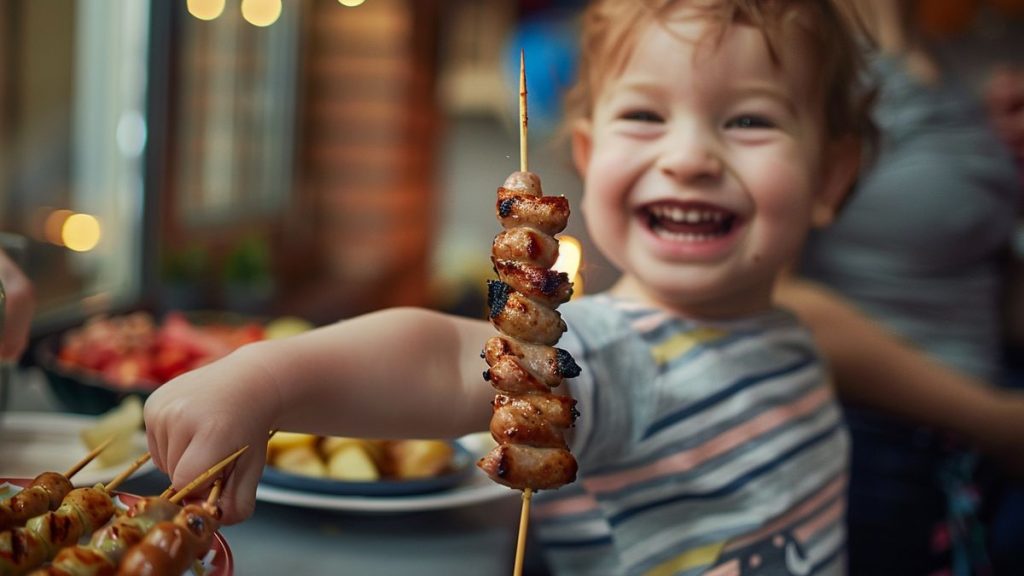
[0,0,1020,335]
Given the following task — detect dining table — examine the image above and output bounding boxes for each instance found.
[0,366,548,576]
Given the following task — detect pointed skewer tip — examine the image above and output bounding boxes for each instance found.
[65,434,120,479]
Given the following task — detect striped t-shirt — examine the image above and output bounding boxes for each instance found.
[533,295,850,576]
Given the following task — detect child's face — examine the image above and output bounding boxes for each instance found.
[573,12,856,317]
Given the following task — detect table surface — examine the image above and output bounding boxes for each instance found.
[2,367,548,576]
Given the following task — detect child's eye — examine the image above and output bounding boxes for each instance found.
[621,110,663,123]
[725,115,775,129]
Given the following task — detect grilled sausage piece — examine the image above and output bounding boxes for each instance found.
[492,393,578,430]
[485,356,550,395]
[492,228,560,269]
[496,195,570,237]
[492,259,573,308]
[487,281,566,346]
[0,473,74,532]
[501,171,543,196]
[490,394,572,449]
[484,336,581,389]
[477,444,578,490]
[116,504,218,576]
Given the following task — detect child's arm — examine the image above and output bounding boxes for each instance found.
[144,307,497,523]
[775,277,1024,475]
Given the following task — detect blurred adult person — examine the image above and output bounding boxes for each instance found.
[777,1,1024,574]
[0,247,34,361]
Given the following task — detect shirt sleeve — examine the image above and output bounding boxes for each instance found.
[558,298,659,473]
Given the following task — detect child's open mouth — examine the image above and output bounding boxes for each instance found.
[642,202,737,241]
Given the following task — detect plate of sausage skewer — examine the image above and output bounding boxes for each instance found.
[0,442,245,575]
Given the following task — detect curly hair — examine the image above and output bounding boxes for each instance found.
[563,0,876,146]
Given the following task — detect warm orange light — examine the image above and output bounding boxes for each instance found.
[62,213,102,252]
[43,209,74,246]
[241,0,282,27]
[554,235,582,277]
[187,0,225,21]
[339,0,366,6]
[554,235,584,299]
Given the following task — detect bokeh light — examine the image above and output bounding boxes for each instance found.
[554,235,584,299]
[43,209,74,246]
[241,0,282,27]
[187,0,226,21]
[62,213,102,252]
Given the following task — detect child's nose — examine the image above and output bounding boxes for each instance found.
[656,138,723,184]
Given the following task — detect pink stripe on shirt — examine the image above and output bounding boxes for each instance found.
[631,311,673,334]
[583,386,833,494]
[533,492,601,520]
[722,474,846,552]
[794,498,844,543]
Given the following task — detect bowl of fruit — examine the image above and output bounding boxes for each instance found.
[34,311,308,415]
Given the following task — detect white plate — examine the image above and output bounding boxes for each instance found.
[255,433,516,513]
[0,412,155,486]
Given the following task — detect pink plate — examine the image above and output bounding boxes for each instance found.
[0,477,233,576]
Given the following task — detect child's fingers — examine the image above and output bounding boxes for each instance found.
[170,441,225,502]
[170,434,265,524]
[145,427,166,475]
[142,397,169,473]
[217,448,264,524]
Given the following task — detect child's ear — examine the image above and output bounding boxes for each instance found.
[812,136,862,228]
[571,120,593,177]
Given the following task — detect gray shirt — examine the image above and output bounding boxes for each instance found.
[800,54,1021,381]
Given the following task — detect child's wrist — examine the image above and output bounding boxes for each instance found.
[230,340,288,428]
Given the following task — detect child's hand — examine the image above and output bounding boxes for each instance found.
[0,249,34,361]
[144,344,278,524]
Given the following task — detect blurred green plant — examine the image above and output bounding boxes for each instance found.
[161,243,209,283]
[223,235,272,285]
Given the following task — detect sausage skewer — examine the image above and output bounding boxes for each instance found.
[513,53,533,576]
[0,437,118,533]
[480,51,580,576]
[115,479,224,576]
[24,446,246,576]
[35,497,180,576]
[0,452,151,576]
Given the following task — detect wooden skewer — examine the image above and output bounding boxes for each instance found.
[514,488,533,576]
[104,451,153,493]
[519,49,529,174]
[158,430,273,502]
[64,434,118,479]
[206,477,223,507]
[512,49,533,576]
[167,445,248,504]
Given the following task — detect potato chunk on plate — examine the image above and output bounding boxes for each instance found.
[389,440,455,480]
[326,443,380,482]
[274,444,327,478]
